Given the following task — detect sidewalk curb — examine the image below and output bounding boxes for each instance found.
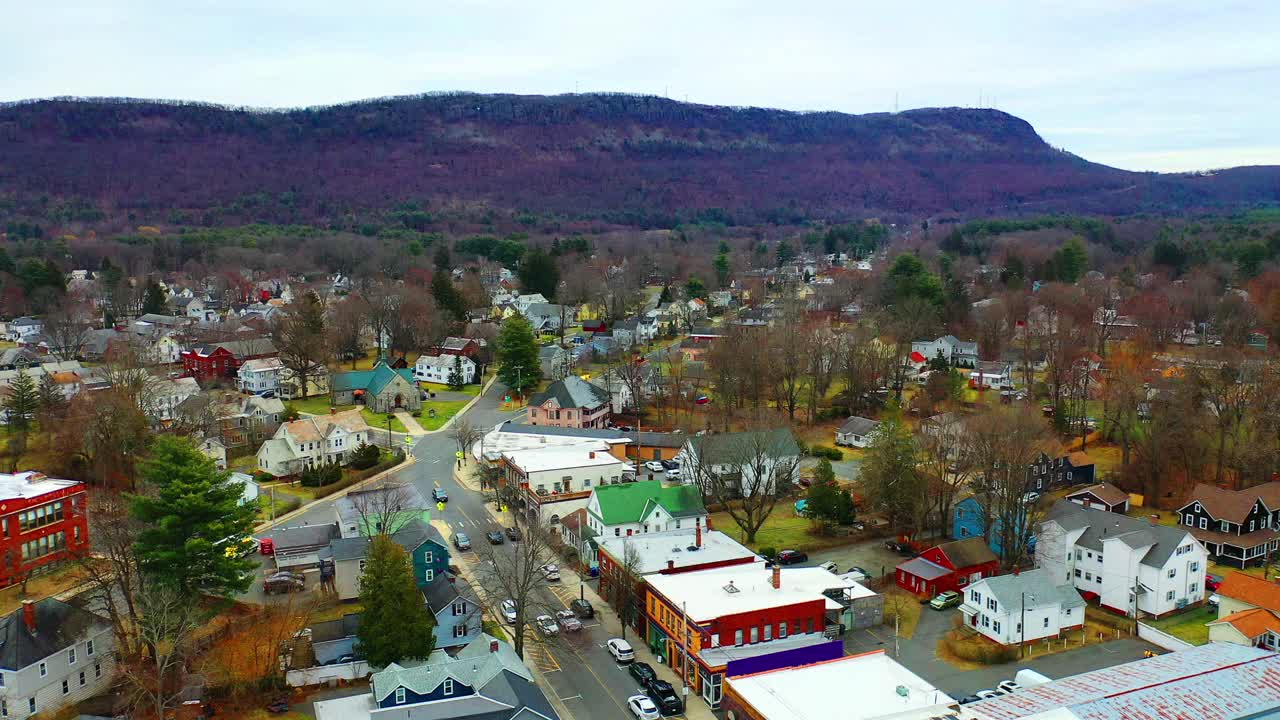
[254,453,417,533]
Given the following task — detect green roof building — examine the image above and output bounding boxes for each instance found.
[331,359,421,414]
[585,479,707,538]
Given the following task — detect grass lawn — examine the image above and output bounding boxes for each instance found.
[419,400,468,431]
[483,620,510,643]
[310,600,364,624]
[421,380,481,397]
[0,559,108,615]
[1145,604,1214,645]
[710,503,850,554]
[882,589,922,639]
[361,408,408,434]
[1086,443,1125,477]
[288,396,350,415]
[255,493,298,522]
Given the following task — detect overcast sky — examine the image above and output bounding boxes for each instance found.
[3,1,1276,172]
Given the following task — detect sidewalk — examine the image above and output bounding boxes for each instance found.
[394,410,427,435]
[454,465,717,720]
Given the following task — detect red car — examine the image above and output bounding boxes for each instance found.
[1206,575,1223,591]
[776,550,809,565]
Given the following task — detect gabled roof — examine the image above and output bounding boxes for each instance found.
[1217,571,1280,613]
[974,569,1084,612]
[1044,500,1192,569]
[330,360,415,394]
[329,519,444,562]
[837,416,878,436]
[423,574,480,614]
[1065,451,1095,468]
[528,376,609,410]
[1065,482,1128,507]
[590,480,705,526]
[895,556,951,580]
[279,409,370,443]
[370,634,532,702]
[684,428,801,463]
[1207,607,1280,640]
[1181,481,1280,523]
[0,599,109,671]
[934,536,999,569]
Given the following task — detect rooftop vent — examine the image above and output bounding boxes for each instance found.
[687,545,699,552]
[723,581,739,594]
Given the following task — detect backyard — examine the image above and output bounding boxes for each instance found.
[1145,605,1213,645]
[709,503,859,554]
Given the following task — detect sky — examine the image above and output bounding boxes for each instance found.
[3,1,1278,172]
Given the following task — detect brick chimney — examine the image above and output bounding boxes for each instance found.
[1149,514,1159,526]
[771,564,781,590]
[21,601,36,634]
[1013,567,1020,576]
[490,640,500,653]
[589,451,596,459]
[696,525,703,548]
[329,406,336,415]
[667,559,676,571]
[704,516,712,531]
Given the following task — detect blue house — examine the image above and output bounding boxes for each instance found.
[952,496,1035,559]
[423,575,483,651]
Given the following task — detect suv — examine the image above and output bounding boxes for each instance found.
[433,487,448,503]
[628,661,657,687]
[264,573,304,594]
[570,598,594,618]
[540,564,561,581]
[608,638,635,663]
[646,679,684,716]
[453,533,472,550]
[644,461,665,473]
[534,615,559,637]
[929,591,962,610]
[505,526,522,541]
[776,550,808,565]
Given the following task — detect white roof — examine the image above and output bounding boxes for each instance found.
[240,357,284,372]
[725,651,953,720]
[476,427,624,460]
[417,354,473,369]
[0,472,81,501]
[312,692,374,720]
[645,563,869,623]
[503,446,627,474]
[597,530,758,575]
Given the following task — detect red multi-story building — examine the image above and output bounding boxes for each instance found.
[181,339,277,382]
[0,472,89,587]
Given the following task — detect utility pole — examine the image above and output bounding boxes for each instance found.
[1020,592,1026,658]
[681,601,692,702]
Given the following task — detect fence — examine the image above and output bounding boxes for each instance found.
[285,660,371,687]
[1137,622,1194,652]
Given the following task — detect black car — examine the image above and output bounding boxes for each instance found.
[433,487,449,503]
[776,550,808,565]
[884,540,915,556]
[570,598,594,618]
[629,661,658,688]
[660,459,679,470]
[505,526,522,541]
[647,679,684,715]
[485,530,505,545]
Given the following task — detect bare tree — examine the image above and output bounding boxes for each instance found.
[43,298,96,361]
[271,292,330,400]
[121,583,206,720]
[346,481,421,537]
[601,540,645,640]
[687,430,800,544]
[73,491,147,659]
[609,354,651,416]
[329,294,369,368]
[474,521,557,659]
[917,412,973,538]
[965,405,1052,570]
[449,418,484,464]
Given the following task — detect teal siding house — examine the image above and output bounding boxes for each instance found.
[330,519,451,600]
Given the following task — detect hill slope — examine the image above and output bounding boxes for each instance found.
[0,93,1276,226]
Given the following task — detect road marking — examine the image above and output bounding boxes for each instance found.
[558,695,582,702]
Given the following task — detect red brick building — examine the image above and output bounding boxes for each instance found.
[0,472,89,588]
[895,536,1000,597]
[432,336,480,359]
[181,339,277,382]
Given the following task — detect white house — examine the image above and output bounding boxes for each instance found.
[676,429,802,496]
[1037,500,1208,619]
[237,357,285,394]
[414,354,476,385]
[585,479,708,540]
[959,569,1085,646]
[146,376,201,423]
[835,416,880,448]
[200,437,228,469]
[0,599,117,720]
[971,360,1013,387]
[911,335,978,368]
[257,409,371,477]
[6,317,43,343]
[502,445,627,525]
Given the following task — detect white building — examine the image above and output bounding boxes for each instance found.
[147,376,201,423]
[472,421,631,462]
[0,599,116,720]
[502,445,627,525]
[257,409,371,477]
[960,569,1085,646]
[1037,500,1208,619]
[676,429,801,496]
[414,354,476,385]
[237,357,284,394]
[585,479,708,540]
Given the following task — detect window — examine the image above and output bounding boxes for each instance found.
[94,663,101,679]
[453,623,468,638]
[61,680,69,695]
[424,551,433,563]
[1,699,6,717]
[1065,608,1073,616]
[1168,568,1176,578]
[970,590,980,603]
[1075,549,1082,561]
[79,671,85,687]
[993,621,1001,633]
[1221,521,1230,532]
[1190,583,1198,594]
[28,699,35,715]
[583,478,591,488]
[1085,572,1092,581]
[1250,520,1255,532]
[1166,591,1175,601]
[958,577,968,586]
[425,568,434,582]
[750,627,759,643]
[987,598,997,611]
[39,662,46,677]
[453,600,468,616]
[1096,575,1102,584]
[444,679,455,696]
[779,622,787,639]
[982,615,990,627]
[1200,518,1207,530]
[764,624,772,641]
[734,629,743,646]
[68,647,76,664]
[1044,617,1050,628]
[395,688,406,705]
[1074,569,1082,578]
[358,560,367,573]
[1086,551,1092,559]
[807,619,814,634]
[1184,513,1194,525]
[18,501,64,532]
[1016,622,1022,633]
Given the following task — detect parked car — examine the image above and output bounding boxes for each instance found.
[323,654,355,665]
[974,689,1000,700]
[1022,492,1042,505]
[534,614,559,637]
[819,561,839,573]
[608,638,635,663]
[884,540,915,556]
[847,565,869,578]
[1208,593,1221,608]
[263,575,304,595]
[930,591,962,610]
[266,698,291,714]
[570,598,595,618]
[505,526,522,541]
[556,609,582,631]
[644,461,666,473]
[433,487,449,503]
[1206,574,1223,591]
[646,679,684,716]
[540,563,561,581]
[629,661,657,687]
[660,459,679,470]
[453,533,472,550]
[627,694,661,720]
[996,680,1022,695]
[665,466,682,479]
[501,599,518,624]
[776,550,808,565]
[485,530,505,545]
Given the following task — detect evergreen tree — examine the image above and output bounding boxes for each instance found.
[433,243,453,272]
[129,437,258,598]
[1052,238,1088,283]
[3,371,38,432]
[859,406,925,530]
[775,239,795,267]
[431,272,466,321]
[356,535,436,668]
[517,247,560,300]
[447,355,465,390]
[658,285,672,304]
[495,315,540,394]
[35,372,67,417]
[713,253,730,289]
[685,277,708,300]
[142,281,167,315]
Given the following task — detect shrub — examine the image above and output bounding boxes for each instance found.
[939,628,1019,664]
[282,403,301,422]
[758,546,778,562]
[809,445,843,461]
[347,442,381,470]
[252,470,274,484]
[300,462,343,488]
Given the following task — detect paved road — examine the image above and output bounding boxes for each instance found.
[256,381,660,720]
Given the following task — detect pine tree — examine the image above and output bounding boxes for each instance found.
[142,281,167,315]
[129,437,258,598]
[495,315,540,394]
[431,272,465,321]
[517,247,560,300]
[356,535,436,668]
[3,371,38,432]
[35,372,67,420]
[447,355,465,390]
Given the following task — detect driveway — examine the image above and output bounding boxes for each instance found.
[801,538,905,581]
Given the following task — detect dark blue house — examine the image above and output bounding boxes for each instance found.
[952,496,1035,559]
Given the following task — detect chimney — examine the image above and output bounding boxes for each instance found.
[1013,567,1020,576]
[704,516,712,531]
[696,525,703,548]
[21,601,36,634]
[667,559,676,571]
[329,406,336,415]
[771,565,781,590]
[589,451,596,459]
[489,640,500,653]
[1149,514,1159,526]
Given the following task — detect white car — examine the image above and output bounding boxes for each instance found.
[540,563,561,581]
[665,466,682,479]
[644,461,665,473]
[996,680,1021,695]
[608,638,635,663]
[819,561,838,573]
[555,609,582,631]
[627,694,661,720]
[534,614,559,637]
[501,599,518,624]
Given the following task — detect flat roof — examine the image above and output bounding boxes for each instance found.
[596,530,758,575]
[474,427,616,460]
[726,650,953,720]
[0,472,81,501]
[645,563,867,623]
[504,446,627,474]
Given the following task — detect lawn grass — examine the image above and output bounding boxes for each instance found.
[310,600,364,624]
[0,559,108,615]
[419,400,468,431]
[255,493,299,522]
[1086,443,1125,477]
[483,620,510,643]
[882,589,922,639]
[288,396,350,415]
[420,381,481,397]
[1145,604,1214,645]
[710,503,850,554]
[361,408,408,433]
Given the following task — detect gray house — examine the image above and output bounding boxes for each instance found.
[0,600,116,720]
[423,575,483,651]
[835,416,880,448]
[538,345,568,381]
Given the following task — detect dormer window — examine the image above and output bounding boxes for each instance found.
[444,679,455,696]
[395,688,406,704]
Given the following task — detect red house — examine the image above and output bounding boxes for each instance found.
[432,336,480,359]
[895,536,999,597]
[181,338,277,382]
[0,472,90,588]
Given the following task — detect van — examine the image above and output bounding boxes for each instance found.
[1014,669,1052,688]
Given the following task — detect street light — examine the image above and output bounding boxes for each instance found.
[385,412,394,448]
